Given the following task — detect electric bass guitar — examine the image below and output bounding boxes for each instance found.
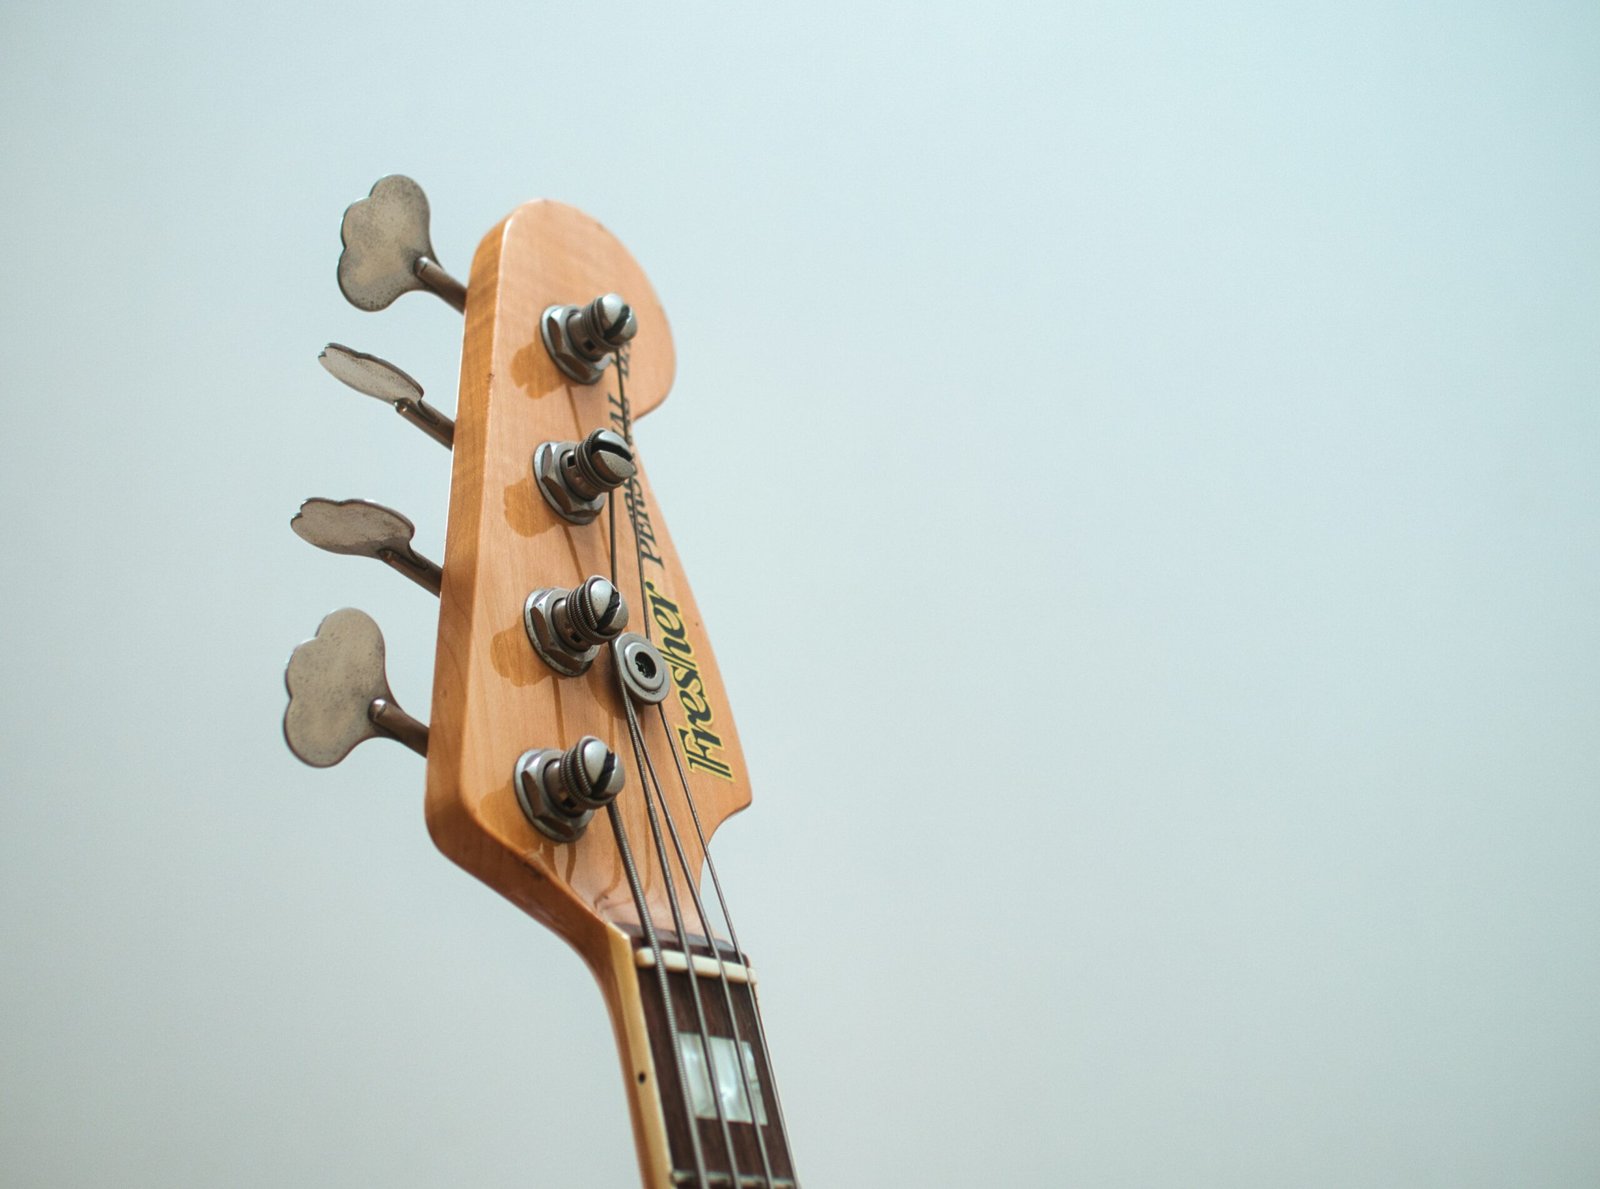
[283,176,798,1188]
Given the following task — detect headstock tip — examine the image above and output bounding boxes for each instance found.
[470,199,677,417]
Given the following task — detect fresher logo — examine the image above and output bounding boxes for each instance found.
[643,578,735,781]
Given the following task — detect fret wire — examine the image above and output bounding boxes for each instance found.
[624,697,774,1189]
[656,702,797,1173]
[620,683,743,1182]
[604,800,708,1187]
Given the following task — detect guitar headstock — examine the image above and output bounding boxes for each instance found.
[286,182,753,965]
[427,198,750,957]
[285,178,796,1189]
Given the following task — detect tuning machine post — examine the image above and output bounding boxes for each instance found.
[542,292,637,384]
[534,428,636,524]
[337,175,466,313]
[291,498,442,595]
[283,608,429,767]
[524,576,629,676]
[514,736,626,843]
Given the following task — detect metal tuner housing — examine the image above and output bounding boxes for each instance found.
[525,576,629,676]
[534,428,636,525]
[514,736,626,843]
[541,292,638,385]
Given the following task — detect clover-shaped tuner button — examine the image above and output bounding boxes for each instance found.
[283,608,428,767]
[291,498,443,596]
[513,736,626,843]
[337,175,467,313]
[319,343,455,448]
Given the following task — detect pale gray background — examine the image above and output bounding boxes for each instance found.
[2,2,1597,1186]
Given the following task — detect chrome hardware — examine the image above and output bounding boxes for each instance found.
[283,608,429,767]
[612,633,670,705]
[524,576,629,676]
[513,736,626,843]
[337,175,467,313]
[318,343,455,448]
[291,498,443,596]
[534,428,637,524]
[541,292,637,384]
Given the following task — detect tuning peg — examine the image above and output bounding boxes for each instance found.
[513,736,626,843]
[318,343,454,448]
[283,608,429,767]
[524,576,629,676]
[534,428,637,524]
[291,498,442,595]
[542,292,638,384]
[337,175,467,313]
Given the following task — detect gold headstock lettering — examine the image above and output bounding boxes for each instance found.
[645,578,736,782]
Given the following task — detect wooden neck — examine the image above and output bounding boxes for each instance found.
[589,925,797,1188]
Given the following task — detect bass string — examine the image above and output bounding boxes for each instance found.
[655,702,796,1174]
[603,799,709,1186]
[612,359,749,1182]
[603,404,712,1188]
[624,696,776,1187]
[613,353,791,1185]
[616,352,653,652]
[618,691,745,1183]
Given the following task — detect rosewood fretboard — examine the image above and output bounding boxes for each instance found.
[627,932,797,1188]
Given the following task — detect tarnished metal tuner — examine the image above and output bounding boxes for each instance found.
[337,175,467,313]
[525,576,629,676]
[319,343,455,449]
[291,498,443,595]
[513,736,626,843]
[283,608,429,767]
[542,292,638,384]
[534,428,637,524]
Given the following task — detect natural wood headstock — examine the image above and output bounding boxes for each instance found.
[290,182,796,1187]
[424,200,752,967]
